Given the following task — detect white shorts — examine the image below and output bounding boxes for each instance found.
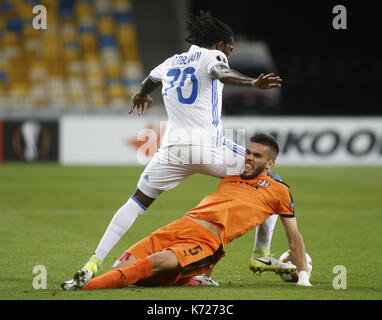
[137,138,245,198]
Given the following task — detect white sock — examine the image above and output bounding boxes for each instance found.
[94,196,146,260]
[254,214,278,251]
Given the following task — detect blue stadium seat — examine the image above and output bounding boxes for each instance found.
[79,22,96,33]
[125,78,140,89]
[24,0,42,5]
[115,12,133,25]
[7,17,23,35]
[99,34,117,48]
[58,0,75,18]
[0,1,13,14]
[0,71,9,84]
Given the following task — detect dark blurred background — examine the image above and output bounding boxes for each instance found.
[191,0,382,115]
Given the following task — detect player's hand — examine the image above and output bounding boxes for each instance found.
[129,93,153,116]
[252,73,282,89]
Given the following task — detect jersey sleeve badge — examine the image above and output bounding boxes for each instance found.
[216,55,227,64]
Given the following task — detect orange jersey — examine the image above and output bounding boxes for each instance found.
[186,175,295,248]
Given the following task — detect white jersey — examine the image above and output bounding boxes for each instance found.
[149,45,229,148]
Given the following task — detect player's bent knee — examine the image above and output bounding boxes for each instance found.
[149,250,180,275]
[133,188,156,208]
[112,252,136,269]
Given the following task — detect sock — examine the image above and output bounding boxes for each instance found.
[94,196,146,260]
[83,258,153,290]
[254,214,278,252]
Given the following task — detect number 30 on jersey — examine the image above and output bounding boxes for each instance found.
[163,67,198,104]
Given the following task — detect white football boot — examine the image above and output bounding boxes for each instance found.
[61,269,93,291]
[188,274,220,287]
[249,247,296,275]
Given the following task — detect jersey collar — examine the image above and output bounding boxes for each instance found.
[189,45,201,52]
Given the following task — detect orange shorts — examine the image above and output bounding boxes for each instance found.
[123,216,225,286]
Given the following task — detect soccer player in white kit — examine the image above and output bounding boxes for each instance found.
[62,11,284,290]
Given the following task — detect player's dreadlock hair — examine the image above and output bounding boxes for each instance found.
[185,11,234,47]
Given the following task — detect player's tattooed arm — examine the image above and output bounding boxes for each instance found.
[129,77,161,116]
[211,65,282,89]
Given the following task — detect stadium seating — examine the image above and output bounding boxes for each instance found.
[0,0,144,109]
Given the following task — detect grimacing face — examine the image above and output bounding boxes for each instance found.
[240,142,275,180]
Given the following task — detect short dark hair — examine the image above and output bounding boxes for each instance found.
[250,133,279,160]
[185,11,234,47]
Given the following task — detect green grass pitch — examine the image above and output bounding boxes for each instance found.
[1,163,381,300]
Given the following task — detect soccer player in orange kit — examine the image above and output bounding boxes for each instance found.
[62,133,312,290]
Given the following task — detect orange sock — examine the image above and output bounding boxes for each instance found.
[82,258,153,290]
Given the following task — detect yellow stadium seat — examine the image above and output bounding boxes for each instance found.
[17,3,33,19]
[107,83,125,98]
[114,0,132,13]
[48,62,66,77]
[82,52,101,63]
[94,0,111,15]
[61,22,77,40]
[88,77,104,91]
[80,35,98,53]
[41,34,61,59]
[1,31,19,46]
[0,95,8,108]
[67,61,83,77]
[123,61,144,79]
[87,73,103,86]
[23,24,39,38]
[105,63,122,78]
[85,68,103,81]
[121,45,139,62]
[63,47,80,60]
[28,62,47,82]
[76,2,93,19]
[109,98,126,109]
[101,47,120,62]
[117,25,137,45]
[47,76,66,94]
[29,84,49,108]
[67,76,88,107]
[10,82,28,95]
[98,17,115,34]
[90,90,107,109]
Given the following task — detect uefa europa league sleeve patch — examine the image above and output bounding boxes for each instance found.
[216,55,227,64]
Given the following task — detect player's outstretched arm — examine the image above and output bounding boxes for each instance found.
[211,65,282,89]
[129,77,161,116]
[280,216,312,287]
